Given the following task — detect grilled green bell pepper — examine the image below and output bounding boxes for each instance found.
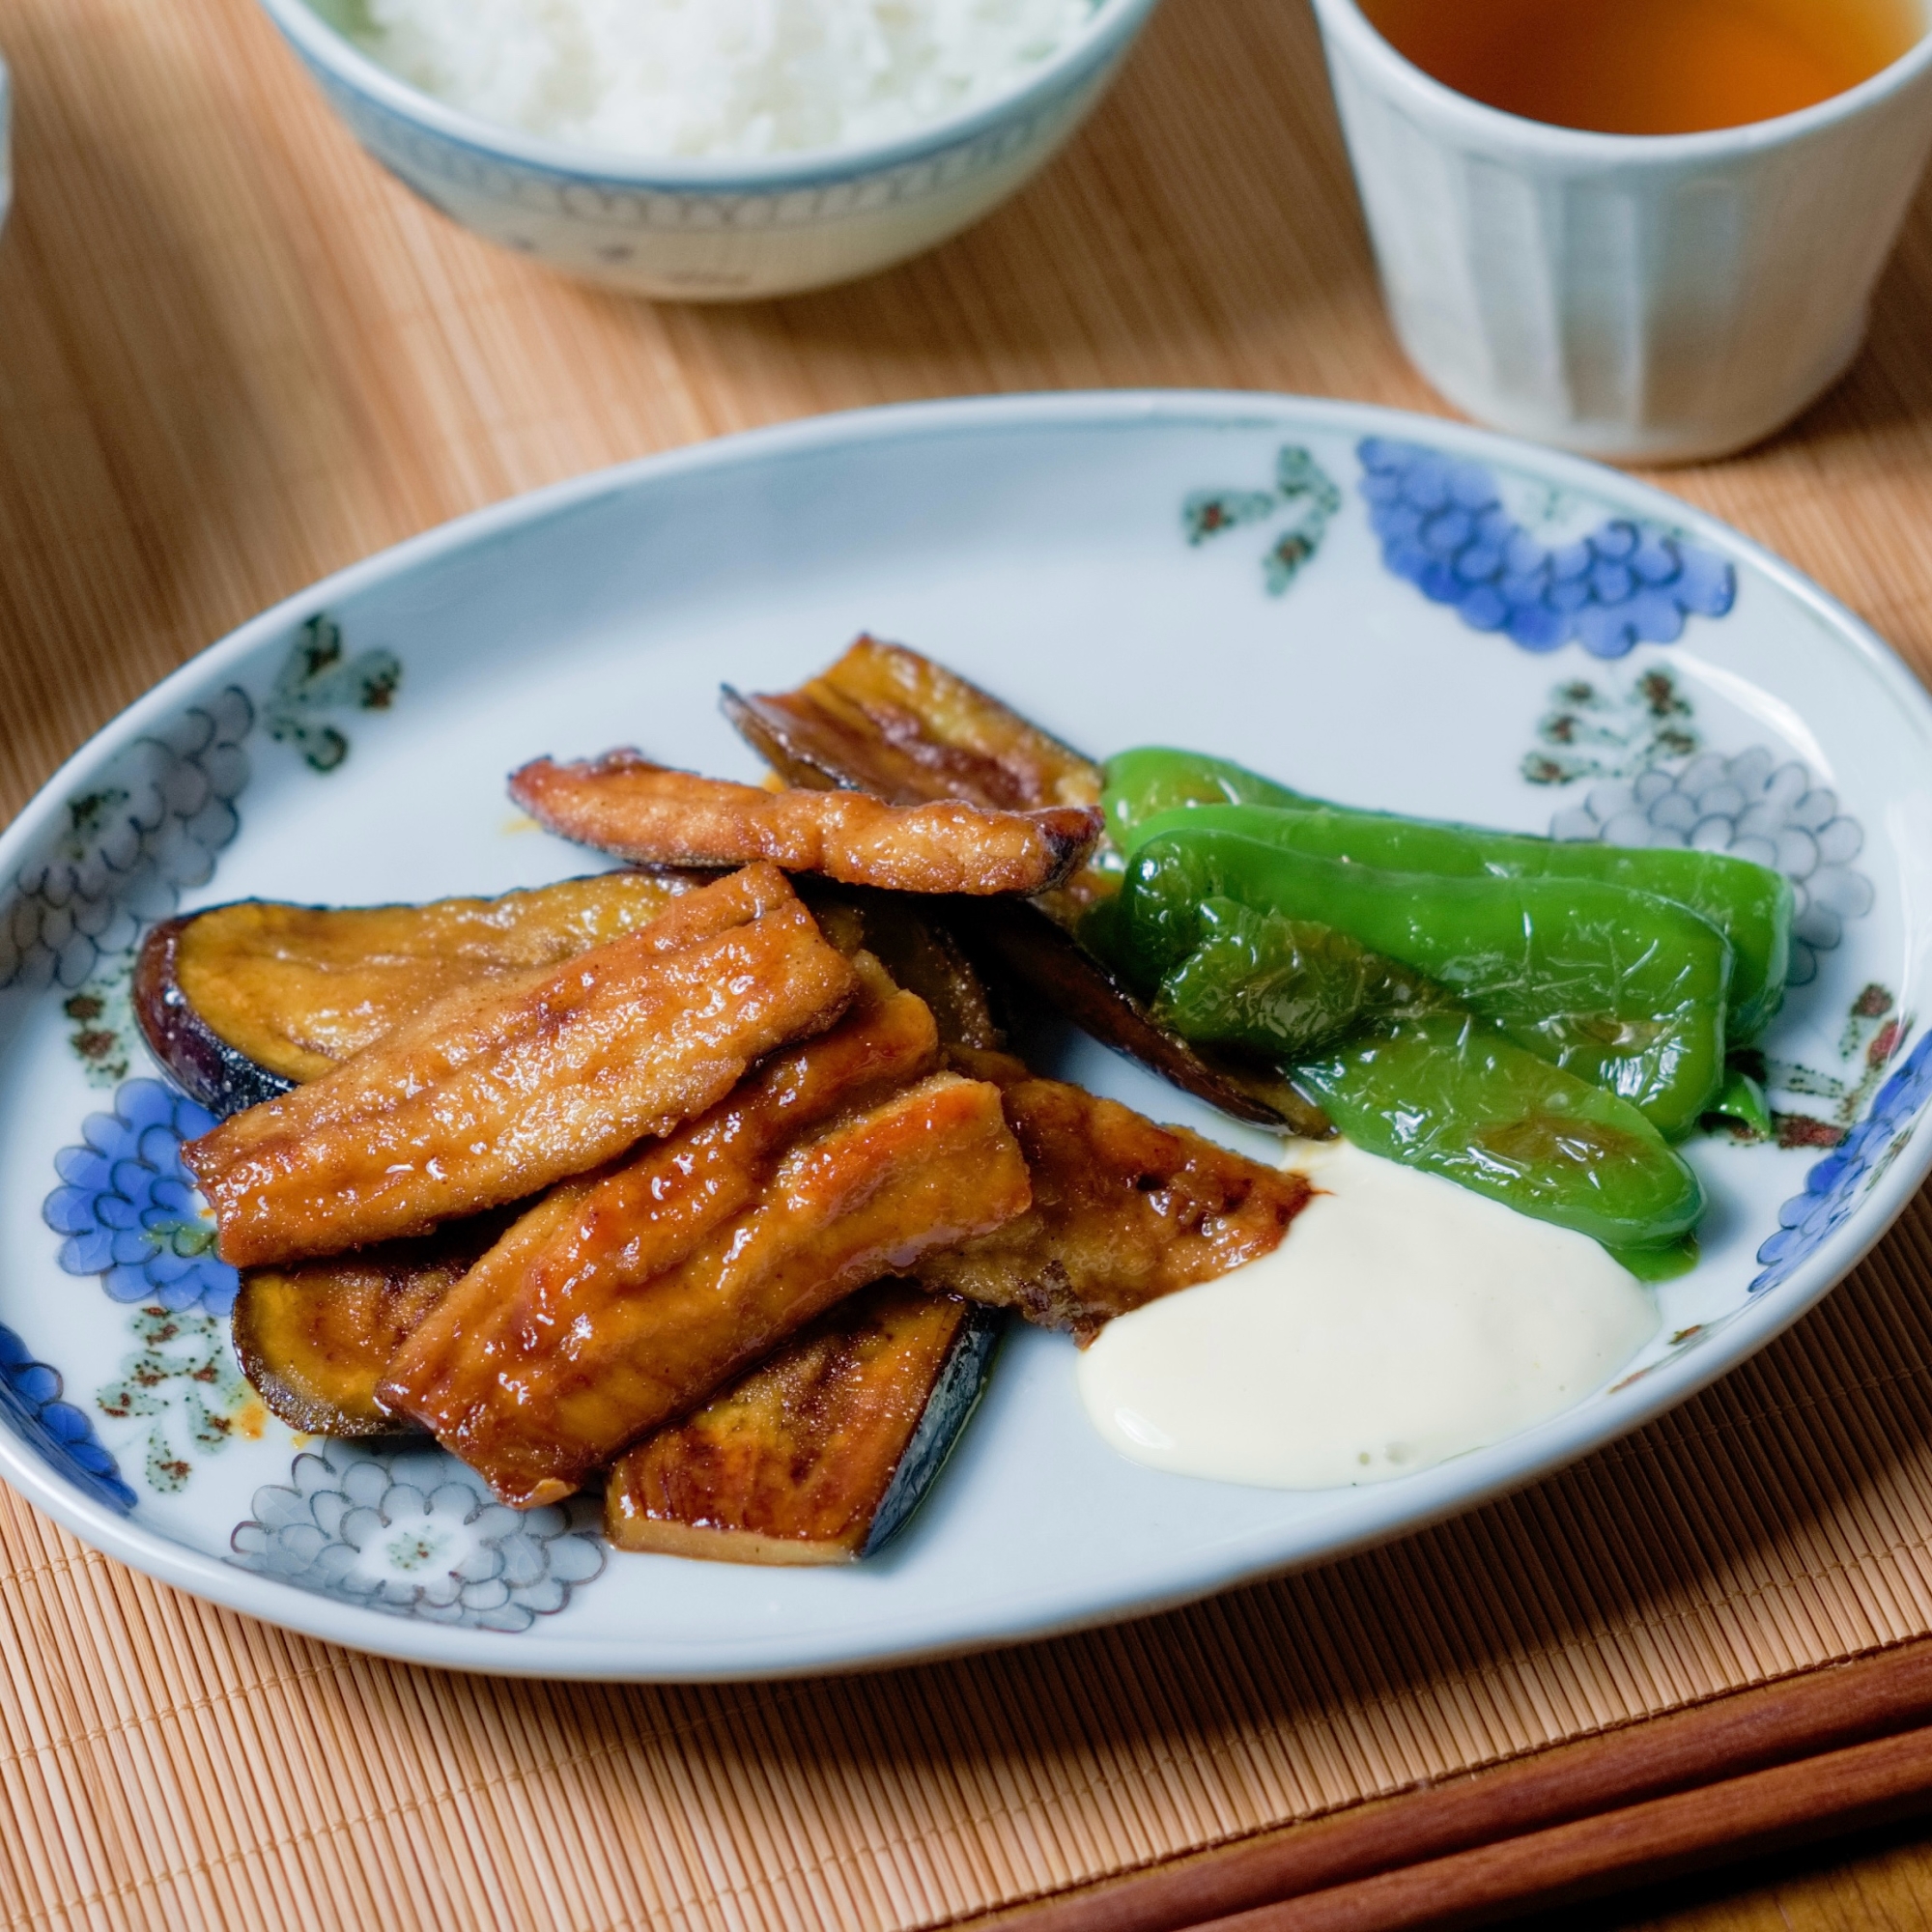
[1293,1012,1705,1253]
[1103,749,1790,1042]
[1152,898,1703,1253]
[1154,897,1446,1059]
[1117,827,1732,1140]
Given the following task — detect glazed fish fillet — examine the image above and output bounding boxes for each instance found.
[383,980,1031,1505]
[136,870,695,1099]
[509,753,1101,897]
[918,1049,1314,1341]
[183,865,857,1267]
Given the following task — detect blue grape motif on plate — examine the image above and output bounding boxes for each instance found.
[1753,1031,1932,1293]
[43,1080,239,1317]
[1358,440,1736,657]
[231,1441,606,1633]
[0,1326,134,1513]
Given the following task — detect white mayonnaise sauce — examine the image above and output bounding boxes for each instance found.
[1077,1138,1658,1489]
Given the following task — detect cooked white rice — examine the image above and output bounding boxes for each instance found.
[350,0,1101,158]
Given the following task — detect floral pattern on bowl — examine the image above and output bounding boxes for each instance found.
[1357,439,1736,657]
[231,1440,606,1633]
[43,1080,237,1317]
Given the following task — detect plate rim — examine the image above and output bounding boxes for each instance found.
[5,387,1930,1682]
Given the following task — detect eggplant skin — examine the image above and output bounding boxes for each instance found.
[796,882,1005,1052]
[604,1285,1001,1565]
[863,1300,1001,1556]
[231,1214,519,1437]
[232,1247,459,1437]
[135,917,296,1118]
[944,896,1332,1136]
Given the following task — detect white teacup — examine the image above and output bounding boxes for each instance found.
[1308,0,1932,462]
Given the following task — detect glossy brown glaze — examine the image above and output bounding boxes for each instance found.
[230,1217,515,1436]
[605,1283,976,1565]
[724,641,1328,1135]
[722,635,1104,813]
[138,872,695,1091]
[919,1049,1314,1342]
[183,865,857,1267]
[508,753,1101,896]
[384,1067,1030,1507]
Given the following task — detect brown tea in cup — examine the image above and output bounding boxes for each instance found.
[1356,0,1922,134]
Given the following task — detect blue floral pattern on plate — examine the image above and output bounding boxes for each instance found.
[43,1080,239,1317]
[231,1440,606,1633]
[1753,1031,1932,1293]
[1358,439,1736,657]
[0,1326,135,1513]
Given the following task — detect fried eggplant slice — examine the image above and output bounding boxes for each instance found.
[509,753,1101,897]
[605,1283,1000,1565]
[184,865,858,1267]
[917,1048,1314,1341]
[384,1068,1032,1507]
[135,871,695,1116]
[231,1216,516,1436]
[725,642,1328,1136]
[721,635,1103,813]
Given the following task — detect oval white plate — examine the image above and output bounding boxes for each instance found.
[3,393,1930,1682]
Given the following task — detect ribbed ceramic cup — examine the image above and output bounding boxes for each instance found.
[1308,0,1932,462]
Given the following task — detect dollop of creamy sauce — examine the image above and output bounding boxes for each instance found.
[1077,1138,1658,1489]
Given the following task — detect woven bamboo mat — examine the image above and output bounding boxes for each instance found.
[3,0,1932,1924]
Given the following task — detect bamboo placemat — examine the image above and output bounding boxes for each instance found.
[3,0,1932,1925]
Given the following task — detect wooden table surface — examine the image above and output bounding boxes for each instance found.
[5,0,1932,1925]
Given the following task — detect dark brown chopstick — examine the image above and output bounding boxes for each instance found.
[969,1635,1932,1932]
[1186,1720,1932,1930]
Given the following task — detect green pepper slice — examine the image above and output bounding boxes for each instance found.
[1117,827,1732,1140]
[1155,897,1446,1059]
[1293,1013,1705,1252]
[1104,749,1790,1042]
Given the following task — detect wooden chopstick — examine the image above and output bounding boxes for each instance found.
[1186,1719,1932,1930]
[972,1635,1932,1932]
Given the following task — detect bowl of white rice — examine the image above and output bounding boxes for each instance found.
[256,0,1160,298]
